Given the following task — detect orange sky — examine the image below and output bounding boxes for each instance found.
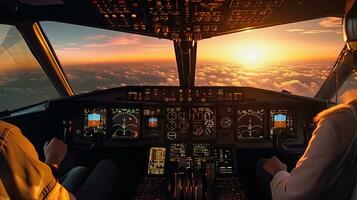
[0,17,345,71]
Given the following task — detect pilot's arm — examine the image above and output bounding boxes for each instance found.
[264,119,341,200]
[0,121,75,200]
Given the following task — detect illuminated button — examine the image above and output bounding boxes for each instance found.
[144,109,150,115]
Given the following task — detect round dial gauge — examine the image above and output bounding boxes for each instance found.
[237,109,264,139]
[167,111,178,120]
[178,112,188,120]
[192,125,204,136]
[205,128,213,136]
[220,117,233,129]
[179,121,189,130]
[167,131,177,140]
[204,110,215,121]
[167,121,177,130]
[204,120,215,128]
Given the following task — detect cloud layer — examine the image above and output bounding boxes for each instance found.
[61,61,337,98]
[0,70,59,111]
[1,61,356,111]
[285,17,342,35]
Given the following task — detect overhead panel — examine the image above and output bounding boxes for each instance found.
[90,0,285,41]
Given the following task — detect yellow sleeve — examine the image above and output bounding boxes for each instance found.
[0,121,71,200]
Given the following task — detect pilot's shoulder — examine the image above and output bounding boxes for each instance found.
[316,104,356,140]
[0,120,21,134]
[328,108,355,125]
[315,104,353,124]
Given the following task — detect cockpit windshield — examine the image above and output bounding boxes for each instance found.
[196,17,344,97]
[41,17,344,97]
[40,22,179,93]
[0,24,59,111]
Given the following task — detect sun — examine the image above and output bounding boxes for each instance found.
[237,49,264,66]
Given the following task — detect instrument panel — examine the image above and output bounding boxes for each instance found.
[77,106,294,142]
[47,86,326,200]
[58,86,324,148]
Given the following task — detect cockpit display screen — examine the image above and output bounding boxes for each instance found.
[88,113,100,127]
[237,109,264,139]
[273,114,287,128]
[111,108,140,139]
[83,108,106,136]
[193,144,210,157]
[270,109,295,136]
[148,147,166,175]
[148,117,159,128]
[169,143,186,162]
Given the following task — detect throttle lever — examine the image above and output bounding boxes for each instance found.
[272,129,289,153]
[62,120,74,145]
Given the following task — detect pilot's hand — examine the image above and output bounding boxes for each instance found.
[43,137,68,166]
[263,156,287,176]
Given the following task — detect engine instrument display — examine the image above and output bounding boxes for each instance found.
[192,143,212,171]
[111,108,140,139]
[193,143,211,157]
[191,107,216,138]
[169,143,186,162]
[83,108,107,136]
[237,109,265,140]
[148,147,166,175]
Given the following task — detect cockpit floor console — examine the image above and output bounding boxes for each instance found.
[134,176,247,200]
[134,177,166,200]
[133,143,248,199]
[214,177,248,200]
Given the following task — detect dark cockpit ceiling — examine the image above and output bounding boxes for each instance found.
[0,0,345,41]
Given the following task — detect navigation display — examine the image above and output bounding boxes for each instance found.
[273,114,287,128]
[148,147,166,175]
[111,108,140,139]
[83,108,106,136]
[237,109,264,140]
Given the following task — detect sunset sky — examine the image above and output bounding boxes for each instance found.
[38,17,344,65]
[0,17,355,110]
[0,17,345,70]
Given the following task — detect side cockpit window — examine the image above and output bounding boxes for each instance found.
[332,70,357,103]
[0,24,59,111]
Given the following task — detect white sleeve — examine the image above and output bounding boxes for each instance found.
[270,120,339,200]
[271,170,290,199]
